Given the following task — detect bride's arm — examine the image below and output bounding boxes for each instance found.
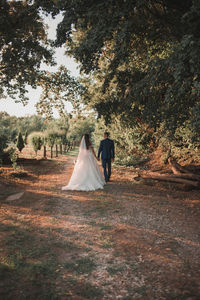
[90,145,97,159]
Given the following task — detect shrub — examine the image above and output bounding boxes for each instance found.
[16,132,25,152]
[28,133,42,155]
[8,147,18,170]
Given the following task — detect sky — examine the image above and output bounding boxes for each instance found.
[0,14,80,118]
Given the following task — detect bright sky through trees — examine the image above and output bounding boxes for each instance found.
[0,14,79,117]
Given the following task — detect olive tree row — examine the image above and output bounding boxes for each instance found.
[28,130,74,159]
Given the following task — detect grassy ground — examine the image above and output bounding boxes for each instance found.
[0,147,200,299]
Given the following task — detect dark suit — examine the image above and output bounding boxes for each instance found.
[98,138,115,182]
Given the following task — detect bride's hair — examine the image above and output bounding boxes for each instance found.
[84,134,91,150]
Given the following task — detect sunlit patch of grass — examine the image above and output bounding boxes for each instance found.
[0,252,23,270]
[66,148,79,157]
[99,234,113,249]
[49,217,59,224]
[64,257,97,274]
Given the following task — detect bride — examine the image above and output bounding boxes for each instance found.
[62,134,105,191]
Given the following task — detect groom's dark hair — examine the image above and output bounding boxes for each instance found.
[104,131,109,137]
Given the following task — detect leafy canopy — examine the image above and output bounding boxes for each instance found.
[46,0,200,134]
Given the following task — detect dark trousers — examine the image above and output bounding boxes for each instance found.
[102,159,111,182]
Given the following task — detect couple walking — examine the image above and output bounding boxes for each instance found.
[62,132,115,191]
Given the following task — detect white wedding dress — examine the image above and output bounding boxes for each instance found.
[62,136,105,191]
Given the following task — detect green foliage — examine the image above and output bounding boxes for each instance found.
[45,0,200,155]
[0,112,18,158]
[16,132,25,152]
[8,147,18,170]
[172,122,200,162]
[36,66,84,118]
[1,1,200,159]
[93,117,152,165]
[0,0,55,102]
[68,113,95,141]
[46,131,57,148]
[24,131,28,145]
[45,116,69,146]
[0,113,47,146]
[29,133,42,155]
[16,115,47,135]
[0,112,18,149]
[0,131,8,158]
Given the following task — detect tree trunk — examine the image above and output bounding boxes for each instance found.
[43,145,47,158]
[168,157,189,174]
[50,146,53,159]
[139,173,200,187]
[56,144,58,157]
[137,157,200,189]
[144,171,200,181]
[60,144,62,155]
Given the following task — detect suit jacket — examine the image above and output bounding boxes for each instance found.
[98,138,115,160]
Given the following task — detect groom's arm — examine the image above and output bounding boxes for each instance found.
[111,140,115,159]
[98,141,103,159]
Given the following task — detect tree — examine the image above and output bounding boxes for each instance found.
[0,112,18,158]
[47,0,200,137]
[16,132,25,152]
[0,131,8,159]
[24,131,28,145]
[36,66,84,118]
[46,131,57,158]
[0,0,55,102]
[29,132,42,156]
[0,1,83,117]
[68,113,95,142]
[16,115,47,135]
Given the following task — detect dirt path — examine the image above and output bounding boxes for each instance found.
[0,154,200,299]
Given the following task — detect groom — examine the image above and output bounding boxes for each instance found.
[98,132,115,182]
